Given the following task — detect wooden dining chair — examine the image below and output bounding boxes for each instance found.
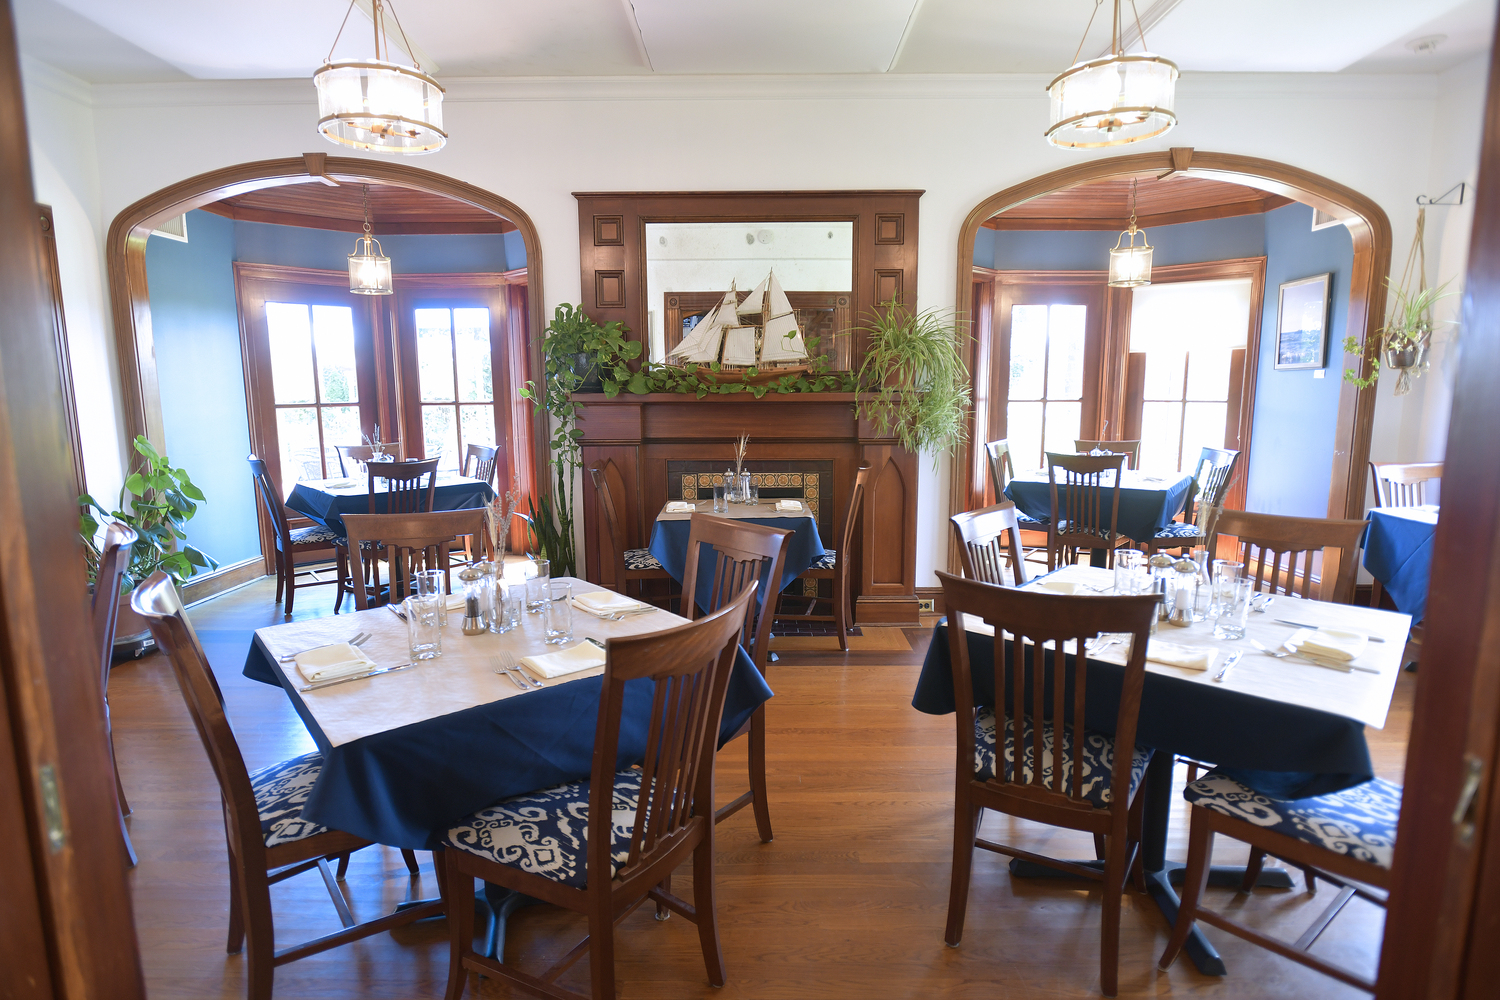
[1160,770,1400,992]
[937,570,1158,998]
[985,439,1048,565]
[776,465,871,651]
[462,443,500,486]
[1144,447,1239,554]
[439,582,757,1000]
[1074,439,1141,470]
[130,571,444,1000]
[341,509,491,609]
[366,458,439,513]
[1045,451,1128,571]
[248,455,345,615]
[1210,509,1368,604]
[335,441,405,477]
[93,521,139,865]
[589,466,672,602]
[949,503,1028,587]
[1369,460,1442,508]
[680,515,791,843]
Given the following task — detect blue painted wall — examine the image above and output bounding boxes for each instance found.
[975,213,1266,271]
[235,220,521,273]
[145,210,260,569]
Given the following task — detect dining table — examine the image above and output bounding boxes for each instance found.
[1004,467,1196,546]
[912,562,1410,976]
[287,469,496,537]
[648,499,826,615]
[1363,504,1439,623]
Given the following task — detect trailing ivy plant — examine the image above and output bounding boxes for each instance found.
[853,301,971,461]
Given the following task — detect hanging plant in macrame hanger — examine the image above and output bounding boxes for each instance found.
[1344,207,1453,396]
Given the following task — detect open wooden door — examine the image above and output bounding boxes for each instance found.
[0,0,147,995]
[1377,21,1500,999]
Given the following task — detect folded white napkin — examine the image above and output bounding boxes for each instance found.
[573,590,648,614]
[1288,628,1368,662]
[443,593,467,612]
[775,499,803,512]
[520,642,607,679]
[1035,580,1085,595]
[294,642,377,684]
[664,501,694,513]
[1146,640,1217,672]
[322,478,360,490]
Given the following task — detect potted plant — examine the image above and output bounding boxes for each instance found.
[81,435,218,647]
[1343,278,1453,396]
[854,301,972,460]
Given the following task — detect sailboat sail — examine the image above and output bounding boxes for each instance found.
[721,326,759,366]
[736,274,769,320]
[758,271,808,363]
[667,285,737,364]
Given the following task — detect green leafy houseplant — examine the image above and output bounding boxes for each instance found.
[80,435,218,588]
[854,301,972,460]
[1342,278,1453,394]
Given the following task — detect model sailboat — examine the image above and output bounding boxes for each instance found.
[666,271,810,384]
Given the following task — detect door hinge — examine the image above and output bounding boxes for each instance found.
[38,763,66,853]
[1453,754,1484,847]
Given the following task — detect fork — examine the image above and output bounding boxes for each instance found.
[281,632,369,662]
[1248,638,1378,674]
[494,651,542,690]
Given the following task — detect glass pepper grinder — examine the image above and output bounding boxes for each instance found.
[1167,558,1197,628]
[1148,552,1176,621]
[458,565,488,636]
[1190,546,1212,622]
[725,468,738,503]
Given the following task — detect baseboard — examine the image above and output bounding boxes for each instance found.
[854,594,920,627]
[916,586,944,617]
[180,557,266,606]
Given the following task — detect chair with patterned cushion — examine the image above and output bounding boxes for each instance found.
[985,439,1048,566]
[937,570,1158,998]
[777,465,871,651]
[1160,771,1401,992]
[93,521,140,865]
[1211,509,1368,604]
[130,571,441,1000]
[1144,447,1239,554]
[1074,438,1142,470]
[439,581,756,1000]
[949,503,1028,587]
[248,455,345,616]
[589,466,673,603]
[1045,451,1128,571]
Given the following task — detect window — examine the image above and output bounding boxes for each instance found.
[414,306,496,470]
[1007,303,1088,470]
[265,301,362,492]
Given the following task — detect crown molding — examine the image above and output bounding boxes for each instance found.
[19,55,92,107]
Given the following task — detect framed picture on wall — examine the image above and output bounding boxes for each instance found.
[1274,272,1332,370]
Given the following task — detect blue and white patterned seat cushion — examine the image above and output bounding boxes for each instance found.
[1152,521,1203,540]
[1016,511,1046,525]
[1185,771,1401,870]
[288,523,341,546]
[973,708,1151,808]
[249,750,331,848]
[810,549,837,570]
[442,769,645,890]
[623,548,663,571]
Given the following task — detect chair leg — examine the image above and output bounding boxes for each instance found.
[333,547,348,615]
[1240,848,1265,893]
[944,798,980,947]
[273,550,285,604]
[835,577,850,651]
[242,873,277,1000]
[284,556,297,615]
[587,904,618,1000]
[401,848,420,875]
[692,834,727,986]
[748,707,773,843]
[226,850,245,954]
[1100,829,1127,997]
[1371,579,1384,609]
[1093,833,1107,861]
[1159,816,1215,971]
[442,852,473,1000]
[335,853,350,880]
[655,872,672,920]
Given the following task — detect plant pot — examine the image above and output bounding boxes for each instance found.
[569,353,604,394]
[1385,343,1429,370]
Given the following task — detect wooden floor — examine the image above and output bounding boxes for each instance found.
[112,575,1415,999]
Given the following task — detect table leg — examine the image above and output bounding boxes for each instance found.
[480,882,542,959]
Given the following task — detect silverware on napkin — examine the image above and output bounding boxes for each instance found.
[298,661,411,692]
[1249,638,1379,674]
[1273,619,1385,642]
[280,632,370,662]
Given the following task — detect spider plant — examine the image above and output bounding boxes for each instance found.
[854,301,971,461]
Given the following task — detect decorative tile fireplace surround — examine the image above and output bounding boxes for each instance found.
[577,393,919,626]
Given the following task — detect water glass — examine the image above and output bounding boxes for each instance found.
[405,595,443,660]
[713,484,728,513]
[1212,578,1253,639]
[747,478,759,504]
[526,557,551,614]
[1211,560,1245,616]
[1113,549,1145,595]
[491,582,523,634]
[415,568,447,626]
[545,581,573,644]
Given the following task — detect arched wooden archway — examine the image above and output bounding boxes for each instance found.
[950,146,1392,568]
[105,152,548,500]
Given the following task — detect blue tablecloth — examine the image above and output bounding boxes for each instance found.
[1364,505,1438,623]
[243,638,772,850]
[649,508,826,616]
[1005,470,1195,544]
[287,473,495,536]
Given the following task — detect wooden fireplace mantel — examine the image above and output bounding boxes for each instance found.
[575,392,920,626]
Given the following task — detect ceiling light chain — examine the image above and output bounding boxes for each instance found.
[1045,0,1179,150]
[313,0,446,155]
[1108,178,1153,288]
[348,185,393,295]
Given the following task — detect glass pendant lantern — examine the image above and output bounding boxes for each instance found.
[313,0,446,155]
[1046,0,1178,150]
[348,185,393,296]
[1107,179,1153,288]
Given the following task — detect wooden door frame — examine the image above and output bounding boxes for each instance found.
[950,148,1390,570]
[106,153,549,503]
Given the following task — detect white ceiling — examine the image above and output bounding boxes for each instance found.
[12,0,1494,84]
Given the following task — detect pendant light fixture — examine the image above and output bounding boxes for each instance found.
[314,0,446,154]
[1046,0,1178,150]
[1107,179,1153,288]
[348,186,393,295]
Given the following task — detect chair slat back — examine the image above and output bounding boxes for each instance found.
[1046,452,1127,568]
[337,442,406,477]
[1073,439,1142,470]
[463,444,499,486]
[342,510,490,608]
[593,583,755,880]
[1212,509,1367,604]
[984,439,1017,500]
[836,465,872,574]
[131,571,266,867]
[938,571,1155,816]
[1370,461,1442,508]
[950,504,1027,587]
[367,458,439,515]
[679,516,790,670]
[248,454,292,545]
[1187,447,1239,519]
[589,466,629,590]
[92,523,139,691]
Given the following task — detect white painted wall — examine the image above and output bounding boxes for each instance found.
[18,64,1489,583]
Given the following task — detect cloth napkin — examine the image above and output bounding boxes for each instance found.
[664,501,695,513]
[520,642,607,680]
[443,593,468,612]
[573,590,648,614]
[1288,628,1368,662]
[294,642,377,684]
[322,478,361,490]
[775,499,803,512]
[1035,580,1085,595]
[1146,639,1218,672]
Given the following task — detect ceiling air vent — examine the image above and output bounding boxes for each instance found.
[152,214,188,243]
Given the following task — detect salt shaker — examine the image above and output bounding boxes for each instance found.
[1148,553,1176,621]
[1167,558,1197,627]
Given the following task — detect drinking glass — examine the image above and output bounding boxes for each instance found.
[405,595,443,660]
[1211,560,1245,617]
[747,478,759,505]
[545,581,573,644]
[415,568,447,626]
[526,557,551,614]
[712,484,728,513]
[1212,578,1253,639]
[1113,549,1145,595]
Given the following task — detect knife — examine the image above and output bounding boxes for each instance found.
[1213,651,1243,683]
[1274,619,1385,642]
[299,662,412,692]
[388,603,408,622]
